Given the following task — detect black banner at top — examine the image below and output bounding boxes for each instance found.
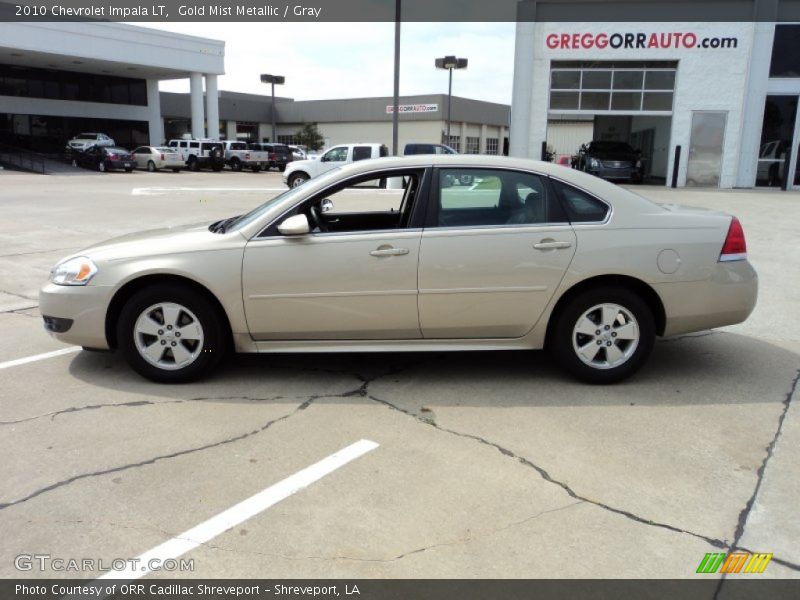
[1,0,800,22]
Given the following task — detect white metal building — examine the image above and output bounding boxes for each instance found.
[511,0,800,189]
[0,21,224,153]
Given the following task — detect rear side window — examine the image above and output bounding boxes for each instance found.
[553,180,610,223]
[189,142,199,149]
[353,146,373,161]
[230,142,247,150]
[435,169,563,227]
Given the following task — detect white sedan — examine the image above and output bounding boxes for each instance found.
[40,155,757,384]
[132,146,185,172]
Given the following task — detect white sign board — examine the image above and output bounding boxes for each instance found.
[386,103,439,114]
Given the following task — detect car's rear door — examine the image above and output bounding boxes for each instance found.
[417,167,577,338]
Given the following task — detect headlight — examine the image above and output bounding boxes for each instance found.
[589,158,600,168]
[50,257,98,286]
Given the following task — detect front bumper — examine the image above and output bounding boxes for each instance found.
[39,283,114,349]
[588,166,642,181]
[655,260,758,336]
[107,159,133,170]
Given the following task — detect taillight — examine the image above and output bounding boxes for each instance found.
[245,153,250,160]
[270,152,276,160]
[107,153,116,160]
[719,217,747,262]
[160,153,165,160]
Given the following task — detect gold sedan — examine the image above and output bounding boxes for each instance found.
[40,155,757,384]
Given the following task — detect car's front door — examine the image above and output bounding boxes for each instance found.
[318,146,350,175]
[417,168,577,338]
[242,169,427,340]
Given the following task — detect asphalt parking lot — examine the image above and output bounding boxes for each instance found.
[0,168,798,581]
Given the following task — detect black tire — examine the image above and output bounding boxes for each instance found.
[288,172,309,188]
[231,159,243,172]
[125,168,133,173]
[550,286,655,384]
[117,284,228,383]
[278,165,286,172]
[188,156,199,172]
[147,160,156,172]
[251,165,261,173]
[172,168,181,173]
[98,161,106,172]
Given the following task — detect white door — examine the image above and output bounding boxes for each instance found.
[317,146,350,175]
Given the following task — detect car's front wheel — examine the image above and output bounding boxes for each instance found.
[551,287,655,384]
[147,160,156,172]
[118,285,227,383]
[98,161,107,172]
[288,172,309,188]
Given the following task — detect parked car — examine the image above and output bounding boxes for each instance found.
[403,143,458,155]
[132,146,184,172]
[167,139,224,171]
[250,143,293,171]
[40,155,757,385]
[71,145,134,172]
[576,141,643,183]
[65,133,115,154]
[288,144,308,161]
[219,141,269,172]
[283,143,389,188]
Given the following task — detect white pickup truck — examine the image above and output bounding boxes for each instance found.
[282,143,389,187]
[221,141,270,172]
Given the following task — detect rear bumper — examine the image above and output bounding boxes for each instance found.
[655,260,758,336]
[39,283,113,350]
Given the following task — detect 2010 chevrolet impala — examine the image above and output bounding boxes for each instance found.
[39,155,757,384]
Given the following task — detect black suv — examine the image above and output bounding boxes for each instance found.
[250,143,293,171]
[576,141,642,183]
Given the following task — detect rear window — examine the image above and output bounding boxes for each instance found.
[353,146,373,161]
[553,180,610,223]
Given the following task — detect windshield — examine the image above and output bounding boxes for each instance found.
[589,142,635,153]
[227,167,344,231]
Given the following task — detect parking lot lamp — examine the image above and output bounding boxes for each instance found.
[260,74,285,143]
[435,56,468,146]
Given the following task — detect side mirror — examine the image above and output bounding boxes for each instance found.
[277,214,310,236]
[319,155,328,162]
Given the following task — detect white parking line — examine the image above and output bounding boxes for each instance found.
[0,347,80,370]
[132,187,287,196]
[97,439,379,582]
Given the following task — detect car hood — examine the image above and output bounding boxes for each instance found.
[64,222,243,263]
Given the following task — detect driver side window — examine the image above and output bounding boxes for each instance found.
[322,146,349,162]
[264,170,426,237]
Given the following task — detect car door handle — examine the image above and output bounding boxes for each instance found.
[370,247,409,257]
[533,240,572,250]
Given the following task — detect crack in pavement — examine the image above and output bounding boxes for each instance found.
[367,392,729,550]
[0,305,39,316]
[0,356,429,511]
[201,501,585,564]
[716,369,800,584]
[0,398,317,511]
[658,331,720,344]
[0,394,307,425]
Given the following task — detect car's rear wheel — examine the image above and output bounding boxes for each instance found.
[147,160,156,172]
[551,287,655,384]
[231,158,242,172]
[118,285,227,383]
[251,165,261,173]
[172,168,181,173]
[188,156,199,171]
[98,161,106,172]
[289,172,308,188]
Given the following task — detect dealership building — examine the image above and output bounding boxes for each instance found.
[511,0,800,189]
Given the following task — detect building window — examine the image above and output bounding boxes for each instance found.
[485,138,499,155]
[277,135,296,144]
[549,61,676,113]
[465,136,480,154]
[770,25,800,78]
[442,133,460,152]
[0,64,147,106]
[755,95,798,187]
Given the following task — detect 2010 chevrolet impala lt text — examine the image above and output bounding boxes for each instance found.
[39,155,758,384]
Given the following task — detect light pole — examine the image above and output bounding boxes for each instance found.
[260,74,285,142]
[435,56,467,147]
